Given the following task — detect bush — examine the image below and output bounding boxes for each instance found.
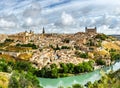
[75,51,88,58]
[0,59,42,88]
[37,61,94,78]
[8,71,42,88]
[5,39,14,42]
[72,84,83,88]
[95,34,108,40]
[16,43,38,49]
[61,46,71,49]
[96,59,106,65]
[110,52,120,61]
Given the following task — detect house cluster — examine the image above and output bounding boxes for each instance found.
[0,27,99,69]
[8,30,34,43]
[7,27,97,43]
[28,27,98,68]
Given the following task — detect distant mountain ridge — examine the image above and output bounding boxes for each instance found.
[109,35,120,40]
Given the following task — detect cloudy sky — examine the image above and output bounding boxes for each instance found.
[0,0,120,34]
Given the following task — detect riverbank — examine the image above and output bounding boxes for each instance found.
[66,68,120,88]
[39,61,120,88]
[37,59,116,79]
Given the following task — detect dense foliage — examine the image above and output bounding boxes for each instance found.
[5,39,14,42]
[109,49,120,61]
[36,61,94,78]
[8,71,41,88]
[95,34,108,40]
[72,84,84,88]
[0,58,42,88]
[95,59,106,65]
[16,43,38,49]
[49,44,71,51]
[84,69,120,88]
[75,51,88,58]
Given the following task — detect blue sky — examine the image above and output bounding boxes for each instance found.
[0,0,120,34]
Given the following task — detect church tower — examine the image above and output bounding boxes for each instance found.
[42,27,45,38]
[42,27,45,34]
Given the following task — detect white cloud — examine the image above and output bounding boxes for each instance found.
[0,0,120,34]
[61,12,75,25]
[97,25,119,34]
[23,2,41,18]
[0,19,16,28]
[25,17,32,25]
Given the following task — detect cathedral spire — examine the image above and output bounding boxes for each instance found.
[42,27,45,34]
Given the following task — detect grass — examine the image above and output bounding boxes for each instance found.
[0,72,10,88]
[18,53,32,60]
[0,54,15,62]
[102,41,120,50]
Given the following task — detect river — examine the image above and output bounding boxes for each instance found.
[39,61,120,88]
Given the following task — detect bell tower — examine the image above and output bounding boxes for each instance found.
[42,27,45,38]
[42,27,45,34]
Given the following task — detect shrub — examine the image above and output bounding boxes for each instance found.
[72,84,83,88]
[96,59,106,65]
[75,51,88,58]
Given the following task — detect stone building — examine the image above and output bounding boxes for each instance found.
[8,30,34,43]
[85,27,97,34]
[0,34,7,42]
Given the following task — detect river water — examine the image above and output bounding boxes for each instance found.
[39,61,120,88]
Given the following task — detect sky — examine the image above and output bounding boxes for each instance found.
[0,0,120,34]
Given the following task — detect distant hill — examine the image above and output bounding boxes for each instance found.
[109,35,120,40]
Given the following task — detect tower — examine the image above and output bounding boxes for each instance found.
[42,27,45,38]
[42,27,45,34]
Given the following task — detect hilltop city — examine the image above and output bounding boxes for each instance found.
[0,27,119,70]
[0,27,120,88]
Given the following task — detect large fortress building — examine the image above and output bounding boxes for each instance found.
[85,27,97,34]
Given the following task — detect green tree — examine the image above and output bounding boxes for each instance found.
[8,71,19,88]
[51,68,58,78]
[72,84,83,88]
[66,63,75,73]
[85,81,93,88]
[96,59,106,65]
[0,59,8,72]
[59,63,68,73]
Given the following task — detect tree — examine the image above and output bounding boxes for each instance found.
[16,43,38,49]
[72,84,83,88]
[66,63,75,73]
[96,59,106,65]
[0,59,8,72]
[95,34,108,40]
[50,63,57,68]
[51,68,58,78]
[59,63,68,73]
[5,39,14,42]
[83,62,93,72]
[74,65,81,73]
[8,71,42,88]
[85,81,93,88]
[75,51,88,58]
[61,46,71,49]
[110,52,120,61]
[14,61,33,72]
[8,71,19,88]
